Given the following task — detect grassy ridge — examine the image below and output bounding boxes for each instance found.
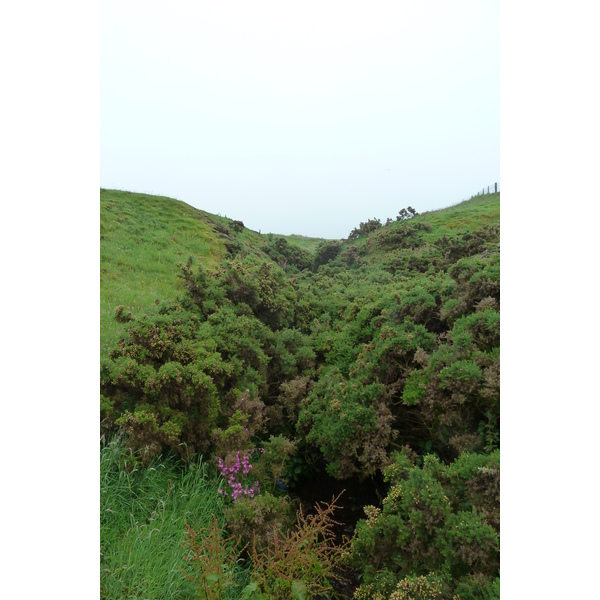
[100,189,328,359]
[100,190,229,357]
[419,192,500,236]
[345,192,500,255]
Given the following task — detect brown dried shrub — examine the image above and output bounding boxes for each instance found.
[249,493,349,599]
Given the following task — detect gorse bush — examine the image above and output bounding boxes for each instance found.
[348,218,383,240]
[298,368,395,479]
[224,492,296,553]
[100,256,313,462]
[402,308,500,456]
[350,450,500,599]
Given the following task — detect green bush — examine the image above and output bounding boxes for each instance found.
[224,492,295,553]
[297,368,394,478]
[400,310,500,457]
[351,450,499,599]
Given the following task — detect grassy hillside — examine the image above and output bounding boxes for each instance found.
[422,192,500,233]
[101,189,222,356]
[343,192,499,256]
[100,189,327,358]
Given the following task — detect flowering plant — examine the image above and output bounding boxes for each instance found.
[217,449,263,501]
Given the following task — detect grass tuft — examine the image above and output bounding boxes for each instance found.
[100,433,242,599]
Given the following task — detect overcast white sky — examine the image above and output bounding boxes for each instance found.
[101,0,499,238]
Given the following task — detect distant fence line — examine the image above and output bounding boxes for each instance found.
[472,183,499,197]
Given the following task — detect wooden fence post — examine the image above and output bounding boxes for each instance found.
[495,182,497,193]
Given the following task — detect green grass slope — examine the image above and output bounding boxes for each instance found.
[348,192,499,251]
[417,192,500,236]
[326,192,500,274]
[100,189,327,359]
[100,189,231,358]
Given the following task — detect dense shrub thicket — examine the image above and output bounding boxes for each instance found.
[101,195,500,599]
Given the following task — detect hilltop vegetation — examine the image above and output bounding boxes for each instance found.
[100,189,500,599]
